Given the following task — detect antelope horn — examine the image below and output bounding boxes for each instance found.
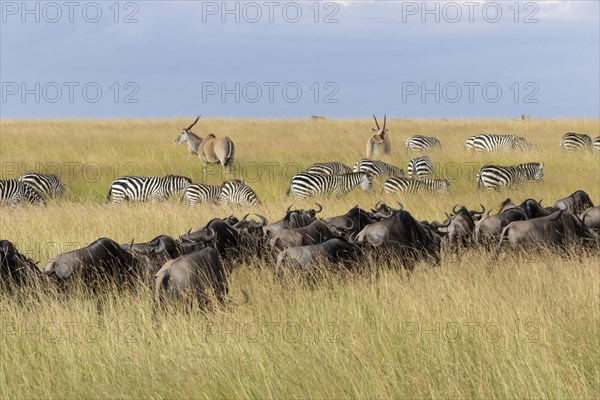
[372,114,380,130]
[185,115,200,131]
[383,114,387,130]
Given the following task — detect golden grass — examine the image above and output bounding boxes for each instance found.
[0,118,599,398]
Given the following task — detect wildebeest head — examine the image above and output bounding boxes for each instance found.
[552,190,594,215]
[371,201,403,220]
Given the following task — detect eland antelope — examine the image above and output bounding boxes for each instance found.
[175,116,235,170]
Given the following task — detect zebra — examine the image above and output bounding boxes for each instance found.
[465,134,534,152]
[287,172,373,200]
[383,177,449,194]
[476,163,544,190]
[219,180,260,206]
[560,132,593,152]
[182,183,223,206]
[0,179,45,206]
[18,173,64,198]
[106,175,191,204]
[594,137,600,153]
[405,135,441,151]
[352,159,404,179]
[305,161,353,175]
[407,156,434,179]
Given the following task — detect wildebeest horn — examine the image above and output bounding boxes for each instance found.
[475,203,486,215]
[129,239,134,251]
[253,214,268,227]
[486,209,493,217]
[185,115,200,131]
[452,204,460,214]
[286,204,293,213]
[374,201,382,210]
[314,203,323,213]
[372,114,380,130]
[538,199,543,205]
[204,227,215,242]
[397,202,404,211]
[241,213,249,221]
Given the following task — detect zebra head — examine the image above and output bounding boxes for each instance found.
[358,172,374,193]
[175,115,201,144]
[533,162,544,181]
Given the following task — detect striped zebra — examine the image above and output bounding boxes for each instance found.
[305,162,353,175]
[352,159,404,179]
[0,179,45,206]
[594,137,600,153]
[19,173,64,198]
[405,135,441,151]
[287,172,373,200]
[182,183,222,206]
[476,163,544,190]
[407,156,434,179]
[219,180,260,206]
[465,134,534,152]
[383,177,449,194]
[106,175,191,204]
[560,132,593,152]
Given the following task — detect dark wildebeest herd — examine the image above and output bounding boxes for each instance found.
[2,190,599,311]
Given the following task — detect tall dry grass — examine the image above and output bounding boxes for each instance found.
[0,118,599,398]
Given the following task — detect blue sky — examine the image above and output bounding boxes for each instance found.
[1,0,599,119]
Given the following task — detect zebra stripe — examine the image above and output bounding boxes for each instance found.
[383,177,449,194]
[305,162,353,175]
[106,175,191,204]
[352,159,404,179]
[19,173,64,198]
[220,180,260,206]
[0,179,45,206]
[407,156,434,179]
[476,163,544,190]
[405,135,441,151]
[593,137,600,153]
[560,133,593,152]
[183,183,222,206]
[466,134,534,152]
[287,172,373,200]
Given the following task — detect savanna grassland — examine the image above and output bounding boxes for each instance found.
[0,118,599,398]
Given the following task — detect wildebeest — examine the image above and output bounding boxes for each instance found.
[276,238,360,270]
[182,215,267,259]
[123,235,184,282]
[580,206,600,233]
[498,209,597,251]
[551,190,594,215]
[264,204,321,239]
[175,116,235,170]
[366,114,390,158]
[473,199,528,245]
[154,247,228,308]
[44,238,140,289]
[432,205,485,248]
[1,240,42,292]
[270,220,336,250]
[325,205,377,238]
[354,210,443,270]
